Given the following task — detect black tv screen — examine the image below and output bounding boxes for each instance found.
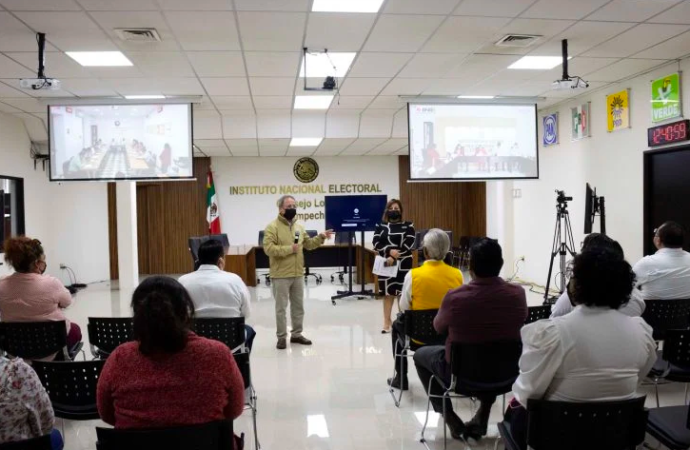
[325,195,388,232]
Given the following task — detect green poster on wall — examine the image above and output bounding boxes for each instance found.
[651,73,681,123]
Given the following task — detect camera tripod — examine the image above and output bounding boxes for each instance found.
[543,196,577,305]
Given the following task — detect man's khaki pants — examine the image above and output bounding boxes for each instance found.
[272,277,304,339]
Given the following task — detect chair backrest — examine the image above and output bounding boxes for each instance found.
[96,420,233,450]
[403,309,440,343]
[642,299,690,340]
[192,317,246,351]
[32,360,105,420]
[305,230,318,238]
[526,396,647,450]
[234,351,252,390]
[87,317,134,356]
[450,340,522,394]
[526,305,552,324]
[662,328,690,369]
[0,435,52,450]
[0,321,68,360]
[335,232,355,245]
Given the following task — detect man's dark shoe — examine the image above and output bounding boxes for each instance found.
[290,336,312,345]
[463,415,488,443]
[444,411,466,440]
[276,338,287,349]
[387,375,409,390]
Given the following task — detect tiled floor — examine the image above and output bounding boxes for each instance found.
[62,269,683,450]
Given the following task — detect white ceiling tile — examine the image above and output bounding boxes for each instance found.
[445,54,522,79]
[649,1,690,24]
[126,52,195,77]
[497,18,576,41]
[367,96,405,109]
[585,58,666,81]
[339,77,389,95]
[225,139,259,156]
[165,12,240,51]
[454,0,536,17]
[360,110,396,138]
[249,77,296,96]
[633,30,690,59]
[384,0,460,15]
[89,12,179,51]
[0,81,29,98]
[16,12,116,51]
[212,96,254,109]
[393,148,409,155]
[77,0,159,10]
[244,52,300,77]
[77,65,144,79]
[499,80,553,96]
[201,78,250,96]
[380,78,431,95]
[463,78,527,96]
[5,52,93,78]
[156,78,206,96]
[398,53,468,78]
[199,146,232,156]
[530,21,637,57]
[193,96,216,110]
[193,109,219,119]
[253,96,293,109]
[588,0,682,22]
[257,114,291,138]
[422,78,477,95]
[347,53,414,78]
[423,16,512,53]
[326,112,359,137]
[530,57,620,81]
[341,138,388,154]
[59,78,119,96]
[187,52,246,77]
[583,24,690,57]
[286,147,317,156]
[17,113,47,141]
[306,13,377,51]
[490,69,546,82]
[195,139,226,148]
[234,0,309,11]
[521,0,610,19]
[365,138,408,155]
[0,13,56,52]
[329,96,373,110]
[238,12,307,51]
[0,0,80,10]
[315,137,355,154]
[158,0,234,10]
[194,115,223,139]
[222,114,257,139]
[0,54,34,78]
[392,108,408,138]
[0,102,23,113]
[0,97,45,112]
[292,112,326,138]
[363,15,445,52]
[258,138,290,156]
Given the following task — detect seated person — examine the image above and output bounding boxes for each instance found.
[551,233,645,318]
[179,239,255,350]
[633,221,690,299]
[388,229,463,390]
[97,276,245,447]
[413,238,527,442]
[0,237,82,356]
[67,151,83,173]
[0,355,63,449]
[507,247,657,450]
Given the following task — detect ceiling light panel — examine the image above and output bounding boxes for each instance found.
[312,0,384,13]
[294,95,334,110]
[66,51,133,67]
[508,56,568,70]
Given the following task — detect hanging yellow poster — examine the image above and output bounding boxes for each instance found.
[606,89,630,132]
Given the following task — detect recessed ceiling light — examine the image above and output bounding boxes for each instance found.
[290,138,323,147]
[124,95,166,100]
[312,0,384,13]
[66,51,133,67]
[508,56,570,70]
[300,52,356,78]
[457,95,495,99]
[294,95,334,110]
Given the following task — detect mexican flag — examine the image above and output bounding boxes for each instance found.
[206,170,221,234]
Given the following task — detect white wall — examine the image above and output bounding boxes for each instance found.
[500,59,690,287]
[0,111,110,284]
[211,156,400,245]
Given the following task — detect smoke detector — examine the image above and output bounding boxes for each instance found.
[495,34,542,48]
[115,28,161,42]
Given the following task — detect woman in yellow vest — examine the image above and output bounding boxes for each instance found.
[388,228,463,390]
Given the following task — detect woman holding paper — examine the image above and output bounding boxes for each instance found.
[373,199,416,333]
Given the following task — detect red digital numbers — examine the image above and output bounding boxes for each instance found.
[649,120,690,147]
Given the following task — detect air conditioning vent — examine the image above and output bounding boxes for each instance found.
[495,34,542,48]
[115,28,161,42]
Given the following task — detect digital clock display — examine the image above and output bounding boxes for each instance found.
[648,119,690,147]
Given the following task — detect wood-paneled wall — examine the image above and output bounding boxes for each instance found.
[108,157,211,278]
[397,156,486,246]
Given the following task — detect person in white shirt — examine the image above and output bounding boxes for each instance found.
[507,247,657,450]
[550,233,645,318]
[178,239,255,350]
[633,221,690,300]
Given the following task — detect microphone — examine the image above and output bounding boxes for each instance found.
[294,231,300,244]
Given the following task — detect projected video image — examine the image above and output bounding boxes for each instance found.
[49,104,193,181]
[408,103,538,180]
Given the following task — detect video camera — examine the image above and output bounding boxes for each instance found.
[555,190,572,204]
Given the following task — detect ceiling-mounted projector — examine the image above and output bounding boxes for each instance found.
[19,32,61,92]
[552,39,588,91]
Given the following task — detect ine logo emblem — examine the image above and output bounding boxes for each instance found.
[543,113,558,146]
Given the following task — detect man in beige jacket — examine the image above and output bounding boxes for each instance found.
[264,195,333,349]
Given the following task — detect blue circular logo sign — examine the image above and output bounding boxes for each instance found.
[543,114,558,146]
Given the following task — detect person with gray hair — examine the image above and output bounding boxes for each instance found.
[263,195,333,349]
[387,228,464,390]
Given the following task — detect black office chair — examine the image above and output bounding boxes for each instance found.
[647,402,690,450]
[458,236,482,270]
[304,230,323,284]
[525,305,552,324]
[0,321,75,361]
[33,360,105,425]
[388,309,442,407]
[419,340,522,450]
[0,435,52,450]
[189,234,230,271]
[191,318,259,450]
[331,232,355,283]
[87,317,134,359]
[96,420,234,450]
[497,396,647,450]
[642,298,690,341]
[649,327,690,409]
[257,230,271,285]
